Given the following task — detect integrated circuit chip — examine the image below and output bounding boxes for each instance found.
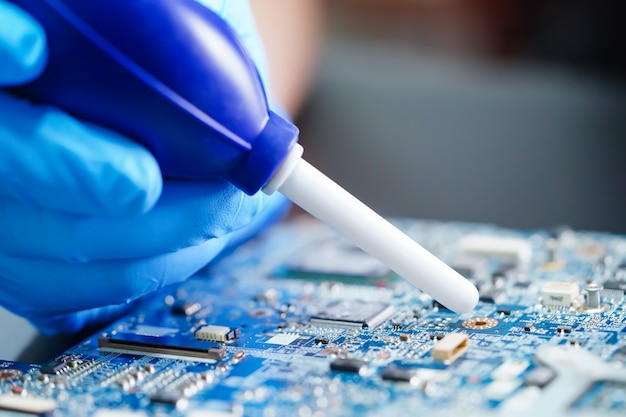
[280,240,392,284]
[381,366,419,384]
[310,300,394,329]
[40,359,69,375]
[330,358,368,375]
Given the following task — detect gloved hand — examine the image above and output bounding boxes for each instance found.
[0,0,290,335]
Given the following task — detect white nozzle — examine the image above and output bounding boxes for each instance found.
[264,143,478,314]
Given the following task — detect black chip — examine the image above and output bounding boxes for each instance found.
[314,338,329,345]
[524,325,534,332]
[451,265,475,278]
[150,391,187,408]
[603,280,626,291]
[430,333,445,340]
[557,326,572,334]
[40,359,68,375]
[497,308,512,316]
[330,358,367,374]
[171,301,201,316]
[524,367,556,388]
[479,288,506,304]
[381,366,418,383]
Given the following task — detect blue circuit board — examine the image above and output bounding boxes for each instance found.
[1,215,625,417]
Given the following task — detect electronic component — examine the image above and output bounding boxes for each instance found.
[450,256,487,278]
[310,300,394,329]
[523,367,556,388]
[98,334,226,360]
[0,395,58,416]
[431,333,469,362]
[149,391,188,409]
[602,279,626,292]
[381,366,419,384]
[0,369,22,382]
[329,358,368,375]
[541,281,580,307]
[40,359,68,375]
[556,326,572,335]
[458,235,532,264]
[461,317,499,330]
[451,265,474,278]
[170,300,202,316]
[282,240,391,283]
[478,287,506,304]
[195,325,239,342]
[580,283,609,312]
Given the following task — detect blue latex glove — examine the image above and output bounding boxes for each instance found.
[0,0,290,335]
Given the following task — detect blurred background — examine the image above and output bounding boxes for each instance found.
[260,0,626,232]
[3,0,626,362]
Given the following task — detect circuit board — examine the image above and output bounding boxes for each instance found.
[1,215,625,417]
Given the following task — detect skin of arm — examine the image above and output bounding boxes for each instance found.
[250,0,325,118]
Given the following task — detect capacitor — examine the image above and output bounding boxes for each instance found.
[581,282,608,313]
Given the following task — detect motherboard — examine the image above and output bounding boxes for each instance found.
[1,215,625,416]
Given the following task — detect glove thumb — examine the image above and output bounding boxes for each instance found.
[0,1,48,85]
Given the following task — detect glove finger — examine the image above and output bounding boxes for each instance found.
[27,303,136,336]
[0,196,289,335]
[0,0,47,85]
[0,237,230,318]
[0,94,162,216]
[211,191,291,261]
[0,180,287,261]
